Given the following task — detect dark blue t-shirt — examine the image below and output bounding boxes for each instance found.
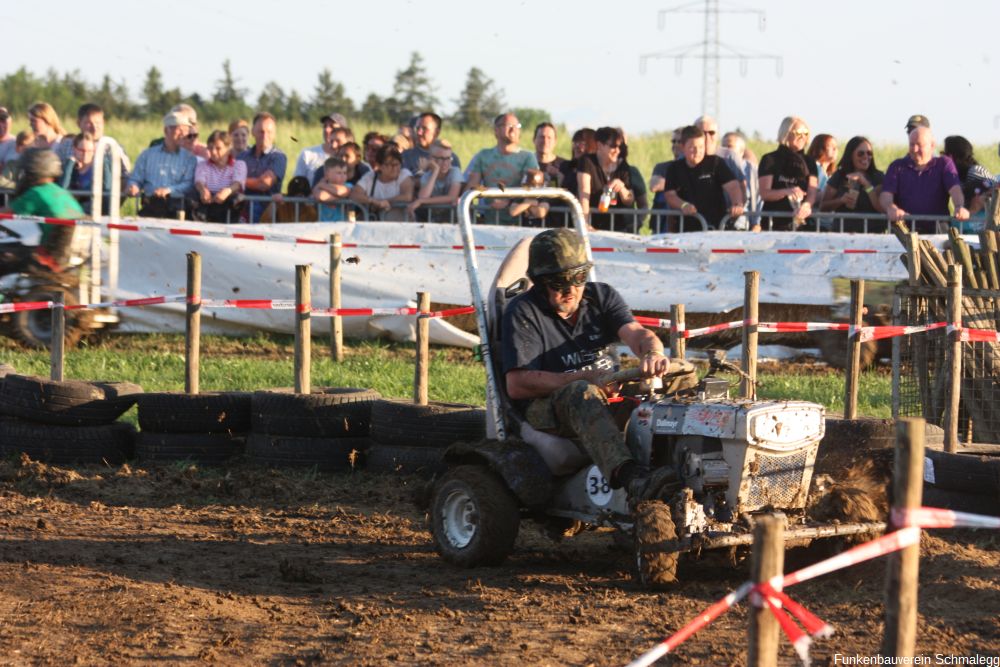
[502,282,634,383]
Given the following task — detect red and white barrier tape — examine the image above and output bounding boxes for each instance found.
[0,294,186,314]
[626,581,754,667]
[628,527,921,666]
[0,301,54,314]
[946,324,1000,343]
[633,315,672,329]
[893,506,1000,530]
[682,319,748,339]
[763,595,813,666]
[758,322,850,333]
[0,213,899,255]
[852,321,948,342]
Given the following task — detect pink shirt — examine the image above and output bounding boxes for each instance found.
[195,158,247,194]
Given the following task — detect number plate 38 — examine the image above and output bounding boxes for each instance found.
[585,465,612,506]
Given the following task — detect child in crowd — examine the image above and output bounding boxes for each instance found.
[312,157,352,221]
[193,130,246,223]
[407,139,463,222]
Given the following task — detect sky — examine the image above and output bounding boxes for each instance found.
[3,0,999,144]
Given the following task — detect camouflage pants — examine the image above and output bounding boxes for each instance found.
[524,380,632,482]
[524,370,699,482]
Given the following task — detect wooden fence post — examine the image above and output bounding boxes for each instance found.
[330,232,344,362]
[414,291,430,405]
[670,304,686,360]
[50,292,64,381]
[295,264,311,394]
[741,271,759,399]
[748,514,783,667]
[881,417,924,658]
[945,265,962,453]
[185,252,201,394]
[844,279,865,419]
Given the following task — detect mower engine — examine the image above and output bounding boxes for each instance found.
[629,391,825,531]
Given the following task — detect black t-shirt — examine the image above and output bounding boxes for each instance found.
[826,168,885,214]
[577,153,637,231]
[758,145,818,213]
[502,282,634,409]
[663,155,735,228]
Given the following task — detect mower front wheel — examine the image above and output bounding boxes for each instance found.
[431,464,520,567]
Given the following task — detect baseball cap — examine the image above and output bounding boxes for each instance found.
[163,111,192,128]
[169,103,198,127]
[0,107,9,121]
[905,114,930,131]
[320,112,347,127]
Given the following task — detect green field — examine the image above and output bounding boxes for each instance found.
[0,334,890,419]
[98,119,1000,194]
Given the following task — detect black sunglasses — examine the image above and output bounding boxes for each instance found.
[539,270,588,291]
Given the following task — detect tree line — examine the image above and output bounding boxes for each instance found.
[0,53,550,130]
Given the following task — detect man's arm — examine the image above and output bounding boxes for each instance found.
[618,321,670,376]
[722,179,746,217]
[663,189,696,214]
[948,185,970,221]
[879,191,904,221]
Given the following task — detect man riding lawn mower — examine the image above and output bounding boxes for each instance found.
[429,207,884,587]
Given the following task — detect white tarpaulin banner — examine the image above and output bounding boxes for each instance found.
[97,219,912,346]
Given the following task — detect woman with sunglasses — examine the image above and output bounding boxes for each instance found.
[758,116,818,231]
[820,136,885,232]
[576,126,638,232]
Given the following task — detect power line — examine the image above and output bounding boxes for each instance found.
[639,0,782,121]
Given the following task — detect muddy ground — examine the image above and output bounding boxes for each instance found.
[0,456,997,666]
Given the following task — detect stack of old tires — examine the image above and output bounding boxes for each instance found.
[366,400,486,477]
[134,392,252,465]
[247,388,380,471]
[0,370,141,464]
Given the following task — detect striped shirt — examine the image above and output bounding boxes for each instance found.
[128,144,197,196]
[195,158,247,194]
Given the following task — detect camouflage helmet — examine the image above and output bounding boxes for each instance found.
[527,228,592,279]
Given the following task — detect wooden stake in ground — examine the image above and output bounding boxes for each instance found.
[881,417,924,659]
[741,271,759,399]
[330,233,344,362]
[414,291,430,405]
[295,264,311,394]
[670,304,686,360]
[748,514,784,667]
[185,252,201,394]
[844,279,865,419]
[945,264,962,452]
[50,292,64,382]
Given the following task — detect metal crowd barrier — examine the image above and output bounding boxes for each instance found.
[716,209,964,234]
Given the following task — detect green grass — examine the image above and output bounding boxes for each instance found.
[0,334,890,418]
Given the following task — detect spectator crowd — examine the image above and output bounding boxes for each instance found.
[0,101,995,234]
